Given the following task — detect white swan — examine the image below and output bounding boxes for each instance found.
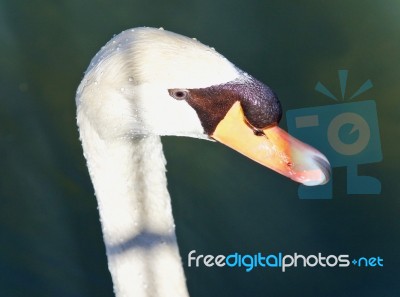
[76,27,330,297]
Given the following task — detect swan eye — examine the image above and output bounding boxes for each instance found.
[169,89,189,100]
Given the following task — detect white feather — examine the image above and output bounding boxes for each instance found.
[76,27,242,297]
[77,27,241,140]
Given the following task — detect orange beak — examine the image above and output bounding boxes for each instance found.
[211,101,330,186]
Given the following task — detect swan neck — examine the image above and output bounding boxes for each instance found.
[78,118,189,297]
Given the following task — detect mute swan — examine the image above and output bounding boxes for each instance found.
[76,27,330,297]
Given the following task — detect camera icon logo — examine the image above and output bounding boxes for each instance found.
[286,70,382,199]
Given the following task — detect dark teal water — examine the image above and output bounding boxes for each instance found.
[1,1,399,296]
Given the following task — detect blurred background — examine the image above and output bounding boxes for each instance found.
[1,0,399,296]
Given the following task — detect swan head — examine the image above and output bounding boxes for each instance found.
[77,27,330,186]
